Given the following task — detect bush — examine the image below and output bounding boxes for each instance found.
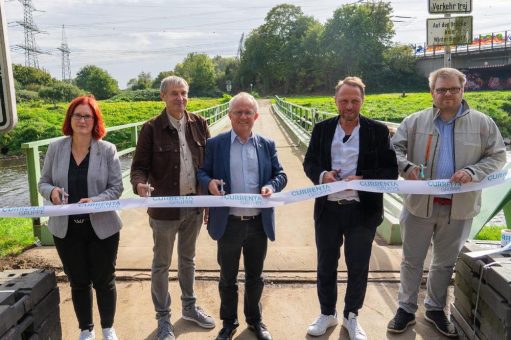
[108,89,161,102]
[15,89,39,103]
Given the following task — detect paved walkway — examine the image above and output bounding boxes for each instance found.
[23,100,447,339]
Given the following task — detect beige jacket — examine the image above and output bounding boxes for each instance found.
[392,100,506,219]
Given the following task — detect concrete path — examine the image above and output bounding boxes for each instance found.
[23,100,445,339]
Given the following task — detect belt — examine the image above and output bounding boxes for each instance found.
[229,215,260,221]
[327,199,359,206]
[71,218,90,224]
[433,197,452,205]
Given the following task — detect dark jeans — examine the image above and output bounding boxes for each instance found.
[217,216,267,326]
[315,202,376,318]
[54,220,119,330]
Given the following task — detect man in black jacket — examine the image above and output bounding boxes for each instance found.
[303,77,398,339]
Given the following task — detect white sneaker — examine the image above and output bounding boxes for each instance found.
[343,312,367,340]
[102,327,118,340]
[78,329,95,340]
[307,313,338,336]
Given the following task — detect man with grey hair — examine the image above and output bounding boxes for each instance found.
[388,67,506,337]
[131,75,215,340]
[197,92,287,340]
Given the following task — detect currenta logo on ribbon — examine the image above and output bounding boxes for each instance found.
[1,169,510,218]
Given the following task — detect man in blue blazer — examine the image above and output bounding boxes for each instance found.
[197,92,287,340]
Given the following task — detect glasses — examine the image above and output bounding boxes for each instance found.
[72,113,94,121]
[231,110,255,116]
[435,87,461,95]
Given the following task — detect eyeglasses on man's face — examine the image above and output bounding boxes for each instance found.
[72,113,94,121]
[434,87,462,95]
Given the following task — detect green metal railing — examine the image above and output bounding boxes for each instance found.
[21,102,229,238]
[274,95,400,135]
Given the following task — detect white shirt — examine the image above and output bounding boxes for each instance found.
[325,122,360,201]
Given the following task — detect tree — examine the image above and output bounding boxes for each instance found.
[75,65,120,100]
[174,53,216,96]
[239,4,320,94]
[13,64,54,88]
[127,71,152,90]
[321,2,395,88]
[212,56,239,93]
[152,70,175,89]
[38,81,83,107]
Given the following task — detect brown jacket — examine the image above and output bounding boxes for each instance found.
[130,109,210,220]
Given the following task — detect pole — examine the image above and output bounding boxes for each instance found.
[444,13,451,67]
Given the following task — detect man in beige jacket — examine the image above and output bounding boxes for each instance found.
[388,67,506,337]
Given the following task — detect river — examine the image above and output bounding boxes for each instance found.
[1,151,510,224]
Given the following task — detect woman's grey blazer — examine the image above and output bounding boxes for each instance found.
[38,136,123,239]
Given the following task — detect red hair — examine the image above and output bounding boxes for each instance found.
[62,95,106,139]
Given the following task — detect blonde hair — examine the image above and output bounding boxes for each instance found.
[335,76,366,98]
[428,67,466,90]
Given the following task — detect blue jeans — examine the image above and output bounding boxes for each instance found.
[217,216,268,326]
[149,208,203,320]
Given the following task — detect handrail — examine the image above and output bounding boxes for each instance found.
[274,96,399,135]
[21,102,229,238]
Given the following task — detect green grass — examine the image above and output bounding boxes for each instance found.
[475,225,507,241]
[283,91,511,138]
[0,98,224,156]
[0,217,36,257]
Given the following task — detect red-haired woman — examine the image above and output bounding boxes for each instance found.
[39,96,123,340]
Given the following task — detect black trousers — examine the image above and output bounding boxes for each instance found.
[315,202,376,318]
[217,216,267,326]
[54,220,119,330]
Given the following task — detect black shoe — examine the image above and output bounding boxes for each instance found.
[248,322,272,340]
[387,308,416,334]
[425,310,458,338]
[215,323,238,340]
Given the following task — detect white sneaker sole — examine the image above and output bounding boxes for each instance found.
[307,321,338,337]
[182,315,216,329]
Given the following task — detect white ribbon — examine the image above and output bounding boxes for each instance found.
[1,169,510,218]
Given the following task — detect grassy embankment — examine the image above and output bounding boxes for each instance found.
[0,217,34,257]
[0,98,224,156]
[284,91,511,138]
[285,91,511,237]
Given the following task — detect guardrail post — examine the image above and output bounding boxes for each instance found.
[25,145,43,238]
[130,126,138,147]
[311,108,317,126]
[504,201,511,228]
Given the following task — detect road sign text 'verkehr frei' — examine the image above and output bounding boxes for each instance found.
[427,16,473,46]
[429,0,472,14]
[0,2,18,133]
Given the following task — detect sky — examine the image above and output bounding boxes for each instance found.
[4,0,510,88]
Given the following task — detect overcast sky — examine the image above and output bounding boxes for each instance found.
[4,0,510,88]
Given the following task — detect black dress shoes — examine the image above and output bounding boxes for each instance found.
[215,324,238,340]
[248,322,272,340]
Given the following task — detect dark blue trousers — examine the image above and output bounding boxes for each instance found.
[217,216,267,326]
[315,201,376,318]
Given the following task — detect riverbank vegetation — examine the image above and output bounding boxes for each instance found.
[0,218,35,257]
[284,91,511,138]
[0,98,225,156]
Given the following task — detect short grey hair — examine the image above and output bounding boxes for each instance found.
[228,92,259,112]
[335,76,366,98]
[160,75,189,94]
[428,67,466,90]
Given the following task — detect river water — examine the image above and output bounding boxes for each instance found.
[1,151,510,224]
